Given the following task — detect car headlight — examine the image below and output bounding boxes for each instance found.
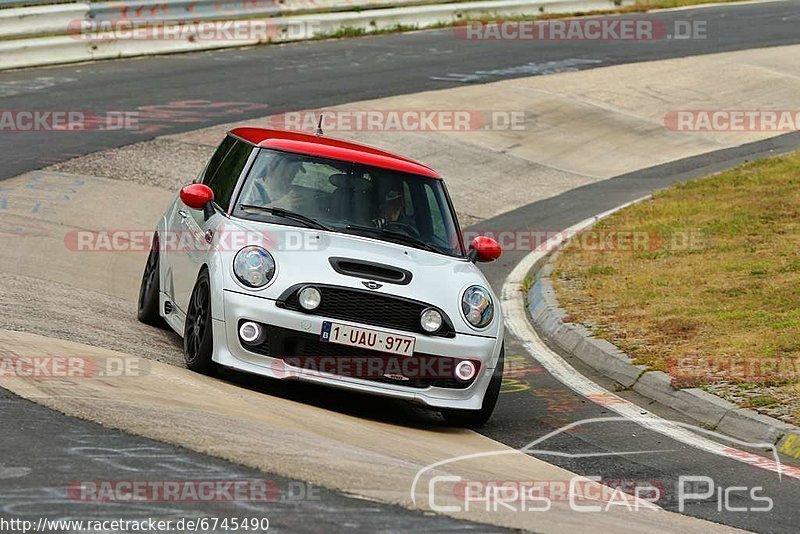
[233,246,275,288]
[461,285,494,329]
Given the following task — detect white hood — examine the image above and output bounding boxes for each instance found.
[215,217,499,336]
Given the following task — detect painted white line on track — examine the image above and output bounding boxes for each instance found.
[501,197,800,481]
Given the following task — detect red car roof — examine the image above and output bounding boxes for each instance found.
[230,127,441,179]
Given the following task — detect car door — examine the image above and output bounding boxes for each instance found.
[171,136,256,314]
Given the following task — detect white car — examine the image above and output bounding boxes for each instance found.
[137,127,504,426]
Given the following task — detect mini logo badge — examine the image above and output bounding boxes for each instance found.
[383,373,409,381]
[362,281,383,290]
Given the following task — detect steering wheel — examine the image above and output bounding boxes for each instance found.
[253,182,271,206]
[384,221,421,239]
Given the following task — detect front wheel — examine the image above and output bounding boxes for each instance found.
[184,269,217,375]
[137,235,165,328]
[442,345,504,428]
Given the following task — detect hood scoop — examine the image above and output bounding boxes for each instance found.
[329,257,412,285]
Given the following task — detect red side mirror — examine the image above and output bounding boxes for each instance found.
[180,184,214,210]
[469,236,502,262]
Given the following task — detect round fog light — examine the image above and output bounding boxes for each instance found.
[239,321,264,344]
[420,308,443,333]
[455,360,477,381]
[298,286,321,310]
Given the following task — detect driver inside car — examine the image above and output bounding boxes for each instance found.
[373,189,408,229]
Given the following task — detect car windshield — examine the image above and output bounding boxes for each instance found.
[232,148,464,257]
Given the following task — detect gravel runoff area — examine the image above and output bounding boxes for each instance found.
[49,138,216,192]
[553,152,800,425]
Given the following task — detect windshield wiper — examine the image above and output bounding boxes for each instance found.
[238,205,332,231]
[345,224,442,254]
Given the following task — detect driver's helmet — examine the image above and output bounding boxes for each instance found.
[381,189,404,220]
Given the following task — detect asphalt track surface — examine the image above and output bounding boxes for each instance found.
[3,1,800,532]
[1,0,800,180]
[0,388,500,533]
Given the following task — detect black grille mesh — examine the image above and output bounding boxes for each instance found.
[281,286,454,337]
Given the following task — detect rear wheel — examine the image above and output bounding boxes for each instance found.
[442,345,504,428]
[184,269,216,375]
[137,235,165,327]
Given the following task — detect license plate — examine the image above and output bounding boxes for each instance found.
[320,321,415,357]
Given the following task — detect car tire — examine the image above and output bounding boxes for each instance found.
[441,345,504,428]
[137,235,166,328]
[184,268,217,376]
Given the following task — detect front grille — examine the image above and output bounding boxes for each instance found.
[238,322,476,389]
[277,284,455,338]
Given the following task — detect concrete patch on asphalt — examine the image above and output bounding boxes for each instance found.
[0,170,172,302]
[0,274,182,364]
[0,169,180,362]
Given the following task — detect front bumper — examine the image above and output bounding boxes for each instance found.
[212,289,503,410]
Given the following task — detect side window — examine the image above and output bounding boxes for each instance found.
[402,182,414,217]
[200,135,235,185]
[206,139,253,211]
